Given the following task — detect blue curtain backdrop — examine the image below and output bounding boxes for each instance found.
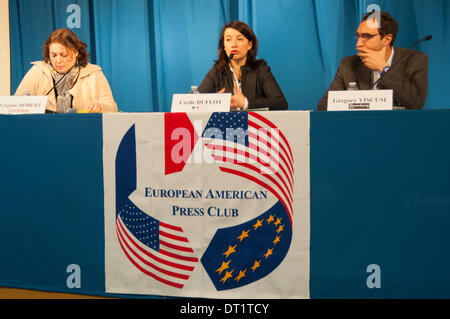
[9,0,450,111]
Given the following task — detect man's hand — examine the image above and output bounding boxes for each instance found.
[357,47,389,72]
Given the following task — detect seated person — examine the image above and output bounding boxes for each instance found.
[15,28,117,113]
[198,20,288,111]
[318,11,428,110]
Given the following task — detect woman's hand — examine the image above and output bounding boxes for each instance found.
[217,86,247,110]
[86,102,103,113]
[230,84,246,110]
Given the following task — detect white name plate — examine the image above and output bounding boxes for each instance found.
[171,93,231,112]
[0,96,48,114]
[327,90,393,111]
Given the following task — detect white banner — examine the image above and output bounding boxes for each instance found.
[103,111,310,298]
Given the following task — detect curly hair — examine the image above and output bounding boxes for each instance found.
[42,28,90,67]
[362,11,399,47]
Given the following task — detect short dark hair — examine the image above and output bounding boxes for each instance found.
[362,11,399,47]
[43,28,90,67]
[214,20,261,70]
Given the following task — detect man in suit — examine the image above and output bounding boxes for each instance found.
[318,11,428,110]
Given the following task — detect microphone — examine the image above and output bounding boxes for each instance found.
[44,64,76,96]
[229,53,234,61]
[410,35,432,49]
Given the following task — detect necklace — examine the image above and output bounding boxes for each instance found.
[229,64,242,92]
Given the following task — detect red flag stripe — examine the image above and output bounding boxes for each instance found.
[219,167,293,224]
[249,112,294,165]
[247,129,281,164]
[160,222,183,232]
[160,240,195,253]
[248,140,294,191]
[207,143,293,195]
[211,149,293,201]
[206,144,278,176]
[248,141,280,168]
[248,120,294,176]
[117,223,190,280]
[159,230,189,242]
[116,227,185,289]
[248,120,294,179]
[248,129,294,184]
[160,249,199,263]
[117,217,195,272]
[212,154,293,205]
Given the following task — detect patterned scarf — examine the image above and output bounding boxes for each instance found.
[49,64,80,113]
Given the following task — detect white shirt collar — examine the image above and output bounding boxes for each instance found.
[372,47,395,87]
[386,46,395,67]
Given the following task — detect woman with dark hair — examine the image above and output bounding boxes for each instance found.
[198,21,288,110]
[15,28,117,113]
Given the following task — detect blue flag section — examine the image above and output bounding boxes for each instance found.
[202,112,249,146]
[202,201,292,291]
[115,125,137,210]
[115,125,161,252]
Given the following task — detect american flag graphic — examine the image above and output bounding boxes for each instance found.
[202,112,294,224]
[115,125,198,289]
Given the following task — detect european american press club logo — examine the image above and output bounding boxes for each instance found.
[114,112,294,291]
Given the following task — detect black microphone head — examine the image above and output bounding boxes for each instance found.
[411,35,433,49]
[229,53,234,60]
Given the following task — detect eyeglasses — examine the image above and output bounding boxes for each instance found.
[354,32,381,42]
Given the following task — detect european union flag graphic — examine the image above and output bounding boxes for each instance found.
[201,201,292,291]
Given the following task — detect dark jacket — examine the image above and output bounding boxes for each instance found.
[198,60,288,110]
[317,47,429,110]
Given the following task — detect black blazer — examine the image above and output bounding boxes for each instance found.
[198,60,288,110]
[317,47,429,110]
